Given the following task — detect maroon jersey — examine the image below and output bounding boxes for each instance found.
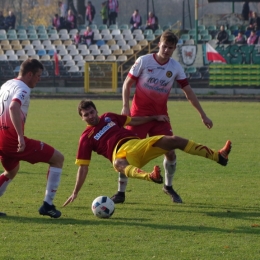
[75,113,139,165]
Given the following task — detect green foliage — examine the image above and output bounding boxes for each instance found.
[1,100,260,260]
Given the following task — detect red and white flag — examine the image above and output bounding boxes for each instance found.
[54,52,60,76]
[206,43,226,63]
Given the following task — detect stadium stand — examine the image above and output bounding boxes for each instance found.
[106,55,116,61]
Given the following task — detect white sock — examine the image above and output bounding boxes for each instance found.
[0,176,12,197]
[118,172,128,192]
[163,158,177,186]
[44,167,62,205]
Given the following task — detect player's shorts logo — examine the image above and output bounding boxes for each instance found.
[166,71,173,78]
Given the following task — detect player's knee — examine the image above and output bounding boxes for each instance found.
[49,150,64,168]
[165,149,176,160]
[113,158,127,172]
[113,159,120,170]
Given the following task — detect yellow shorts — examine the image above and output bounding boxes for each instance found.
[112,135,167,169]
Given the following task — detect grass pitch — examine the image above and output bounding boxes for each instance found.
[1,100,260,260]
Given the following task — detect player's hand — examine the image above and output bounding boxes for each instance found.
[17,136,25,152]
[121,107,130,116]
[63,193,78,207]
[202,116,213,129]
[156,115,170,122]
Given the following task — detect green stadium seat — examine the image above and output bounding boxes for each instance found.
[89,24,97,30]
[0,34,7,40]
[28,34,38,40]
[17,34,28,41]
[36,25,46,31]
[185,66,196,74]
[207,25,216,31]
[27,25,36,31]
[119,24,129,30]
[7,34,18,40]
[143,29,153,36]
[198,25,205,32]
[109,24,118,30]
[230,25,239,32]
[98,24,108,31]
[200,29,209,36]
[27,29,37,35]
[162,25,170,31]
[37,28,47,35]
[201,34,212,42]
[16,25,26,30]
[154,29,163,36]
[180,34,190,41]
[145,34,155,41]
[78,24,86,30]
[38,34,49,40]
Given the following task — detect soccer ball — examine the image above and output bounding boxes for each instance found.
[91,196,115,218]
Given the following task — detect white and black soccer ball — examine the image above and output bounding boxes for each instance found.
[91,196,115,218]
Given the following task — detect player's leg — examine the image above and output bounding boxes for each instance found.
[20,138,64,218]
[113,158,163,184]
[0,163,19,217]
[112,124,150,204]
[39,149,64,218]
[153,136,232,165]
[110,173,128,204]
[163,150,183,203]
[112,137,166,184]
[149,122,183,203]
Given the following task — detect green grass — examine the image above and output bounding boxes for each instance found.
[1,100,260,260]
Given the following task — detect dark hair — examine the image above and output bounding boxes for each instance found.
[78,99,97,116]
[19,59,44,77]
[160,30,179,45]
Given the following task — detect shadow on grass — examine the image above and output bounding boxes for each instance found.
[2,214,260,235]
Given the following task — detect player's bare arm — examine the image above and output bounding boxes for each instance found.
[63,165,89,207]
[121,76,136,116]
[9,101,26,152]
[182,85,213,129]
[128,115,170,126]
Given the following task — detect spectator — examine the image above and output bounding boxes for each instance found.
[100,1,108,25]
[85,1,96,25]
[73,32,82,45]
[144,11,158,32]
[58,1,67,18]
[107,0,119,26]
[247,11,260,31]
[4,10,16,30]
[0,11,5,29]
[242,1,250,21]
[64,9,77,31]
[52,13,63,31]
[234,31,247,44]
[82,26,94,46]
[130,9,142,33]
[216,25,229,44]
[247,30,258,44]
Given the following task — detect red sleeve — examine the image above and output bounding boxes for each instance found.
[176,78,189,89]
[127,72,138,81]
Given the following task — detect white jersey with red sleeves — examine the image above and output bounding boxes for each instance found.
[0,79,31,150]
[128,53,187,116]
